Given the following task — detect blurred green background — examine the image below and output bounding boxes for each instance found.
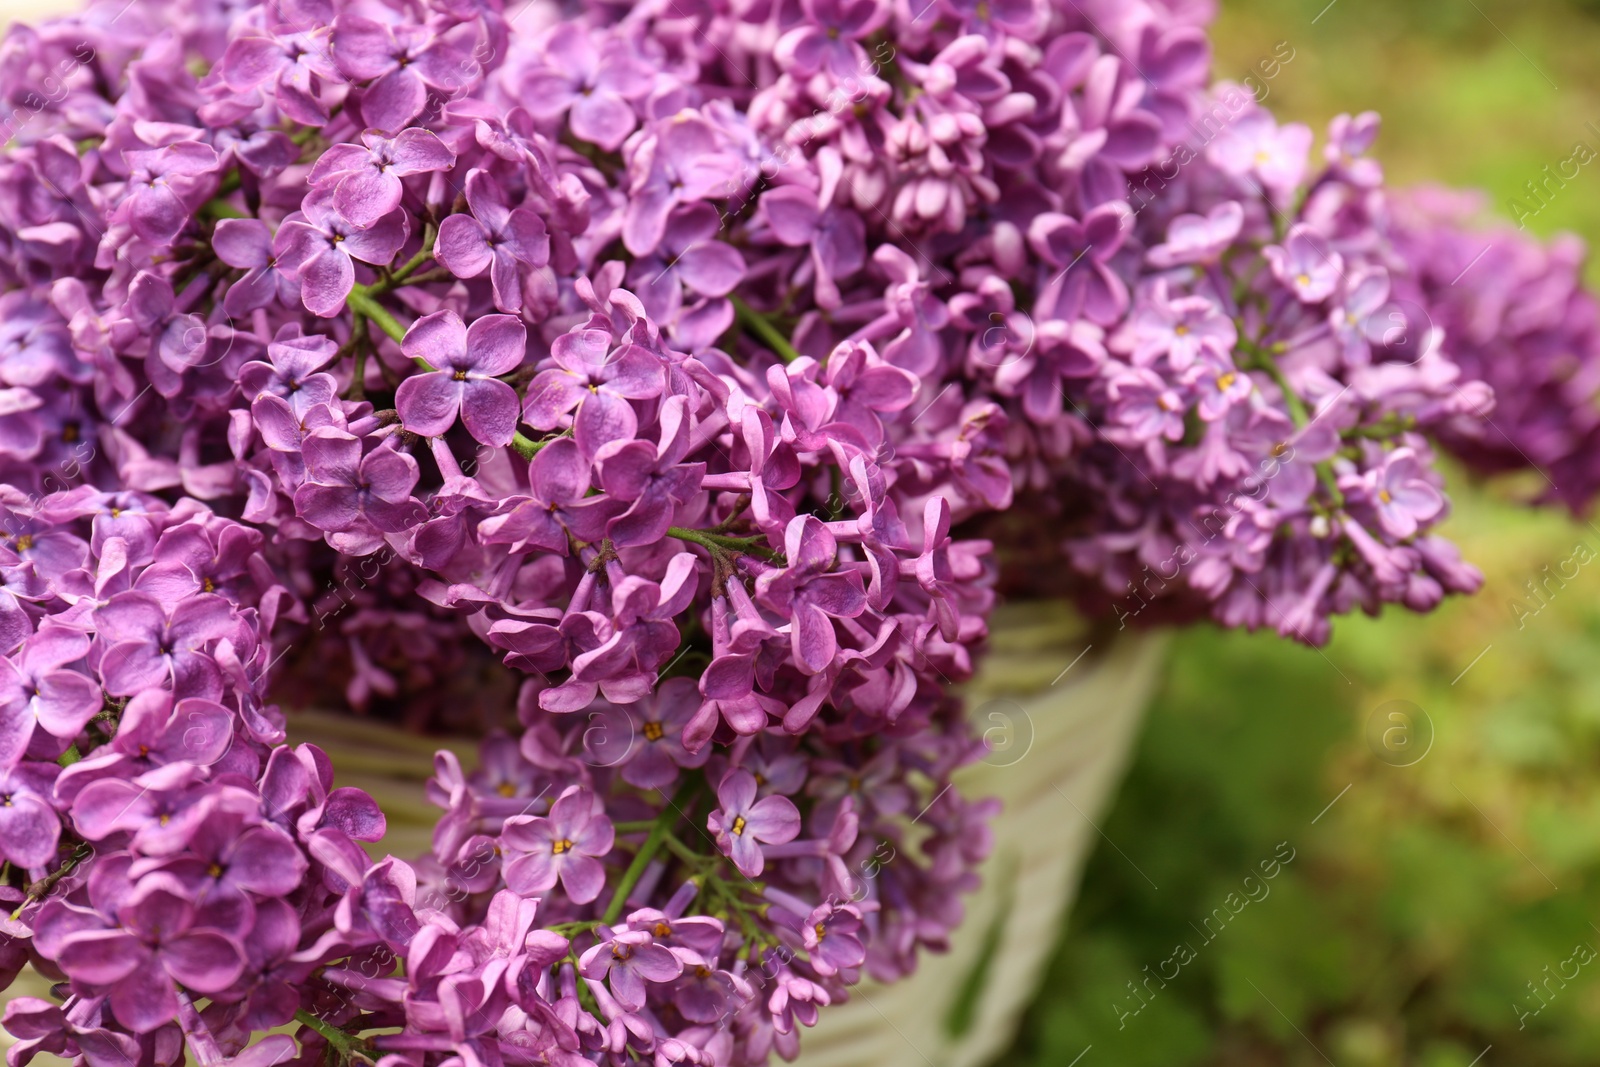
[1005,1,1600,1065]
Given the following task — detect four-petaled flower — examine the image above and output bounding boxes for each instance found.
[307,128,455,228]
[523,328,665,459]
[276,188,409,317]
[578,926,684,1011]
[501,786,615,904]
[435,170,551,313]
[41,875,246,1034]
[1028,202,1134,325]
[0,624,99,766]
[120,143,220,246]
[213,219,300,315]
[397,309,528,447]
[518,24,653,151]
[707,768,801,878]
[333,15,477,133]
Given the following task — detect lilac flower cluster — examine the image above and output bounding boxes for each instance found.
[0,0,1593,1064]
[1033,107,1498,643]
[1390,186,1600,515]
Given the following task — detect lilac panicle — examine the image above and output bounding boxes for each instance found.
[0,0,1592,1065]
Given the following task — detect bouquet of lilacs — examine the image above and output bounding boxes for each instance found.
[0,0,1595,1064]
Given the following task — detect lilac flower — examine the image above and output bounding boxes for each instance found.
[520,25,652,151]
[821,339,917,449]
[477,438,616,553]
[1106,368,1187,444]
[397,310,527,447]
[582,677,709,789]
[95,591,238,700]
[276,189,409,317]
[1029,202,1133,325]
[594,400,707,547]
[71,774,223,851]
[0,294,83,387]
[754,517,868,676]
[708,769,801,878]
[623,116,746,257]
[0,0,1587,1061]
[0,624,98,766]
[1266,224,1344,304]
[1367,448,1445,539]
[238,330,340,419]
[776,0,889,80]
[801,902,866,977]
[523,327,664,459]
[578,927,684,1011]
[759,157,864,310]
[333,15,476,133]
[1208,108,1313,198]
[145,803,307,929]
[119,142,220,246]
[0,387,43,461]
[501,786,614,904]
[45,878,246,1033]
[0,761,59,868]
[629,204,746,345]
[213,219,300,315]
[434,170,550,314]
[293,431,428,554]
[307,129,455,228]
[1146,201,1244,269]
[1326,111,1384,188]
[1329,266,1393,364]
[1186,360,1254,422]
[940,0,1039,38]
[218,26,343,126]
[1122,283,1237,370]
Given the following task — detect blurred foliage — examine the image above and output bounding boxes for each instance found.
[1006,1,1600,1063]
[1212,0,1600,251]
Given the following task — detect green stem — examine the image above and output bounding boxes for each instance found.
[339,225,437,352]
[10,842,91,920]
[667,526,781,563]
[510,431,559,461]
[56,744,80,768]
[294,1010,371,1063]
[601,781,696,925]
[389,224,438,287]
[731,295,801,364]
[199,198,247,219]
[1253,354,1310,428]
[344,313,369,402]
[661,831,706,868]
[346,288,407,345]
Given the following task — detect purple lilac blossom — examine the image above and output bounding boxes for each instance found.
[0,0,1592,1065]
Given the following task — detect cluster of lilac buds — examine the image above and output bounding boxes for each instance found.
[0,0,1596,1064]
